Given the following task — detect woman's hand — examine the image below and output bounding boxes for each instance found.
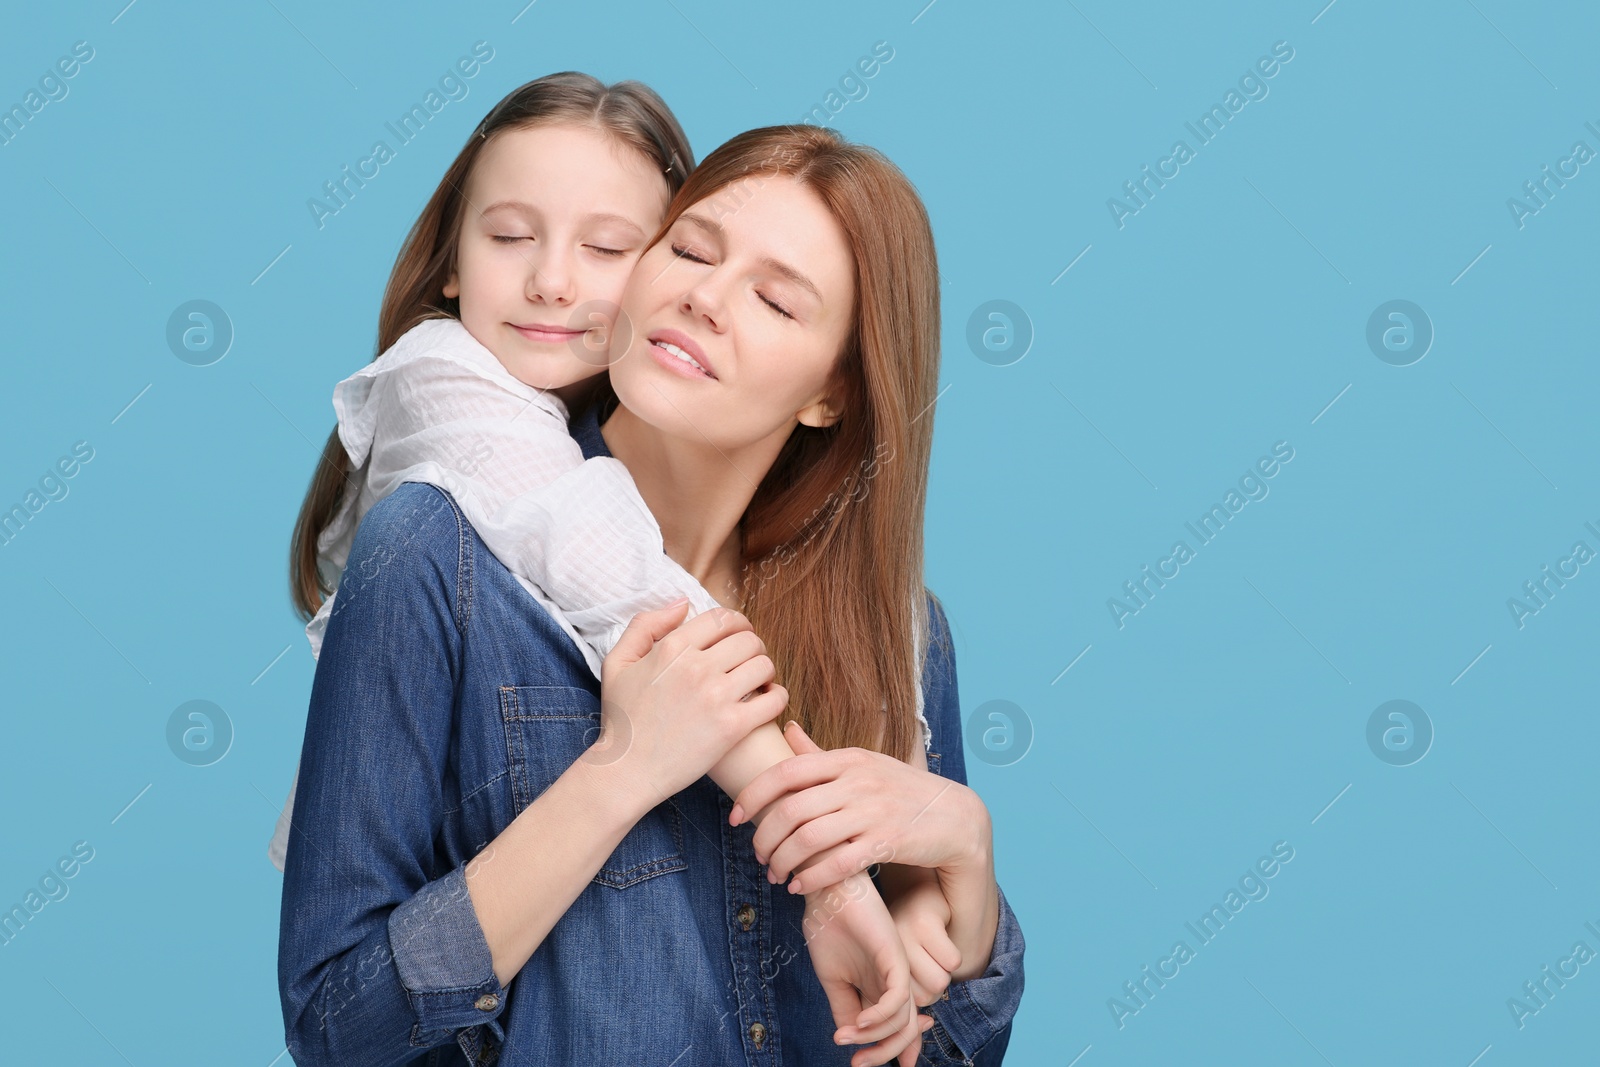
[598,598,788,813]
[802,871,932,1067]
[731,721,985,895]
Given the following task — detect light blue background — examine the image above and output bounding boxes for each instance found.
[1,1,1596,1063]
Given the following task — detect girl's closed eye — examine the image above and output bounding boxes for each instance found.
[491,234,531,244]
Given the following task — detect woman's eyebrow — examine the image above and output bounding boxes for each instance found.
[678,211,822,303]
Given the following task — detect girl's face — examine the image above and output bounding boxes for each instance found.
[610,176,856,454]
[444,123,670,392]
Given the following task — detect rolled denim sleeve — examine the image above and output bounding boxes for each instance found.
[279,484,507,1066]
[919,594,1027,1065]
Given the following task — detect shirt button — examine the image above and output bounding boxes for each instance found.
[735,903,757,931]
[474,993,500,1011]
[749,1021,767,1050]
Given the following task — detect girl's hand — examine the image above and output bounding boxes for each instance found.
[802,871,931,1067]
[884,866,963,1008]
[598,599,787,811]
[731,721,985,895]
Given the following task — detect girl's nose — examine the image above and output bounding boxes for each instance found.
[527,248,575,306]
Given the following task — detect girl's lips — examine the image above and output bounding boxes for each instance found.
[511,323,585,344]
[647,340,715,380]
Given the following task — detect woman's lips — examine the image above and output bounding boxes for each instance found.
[647,340,715,380]
[646,328,716,378]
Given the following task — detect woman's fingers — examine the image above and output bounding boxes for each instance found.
[786,838,883,896]
[750,782,847,863]
[734,684,788,733]
[652,605,753,662]
[765,810,866,886]
[781,718,825,754]
[844,985,917,1066]
[720,648,776,701]
[729,753,844,826]
[605,598,689,670]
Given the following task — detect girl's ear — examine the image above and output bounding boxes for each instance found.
[442,269,460,299]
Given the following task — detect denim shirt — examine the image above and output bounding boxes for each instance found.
[278,403,1026,1066]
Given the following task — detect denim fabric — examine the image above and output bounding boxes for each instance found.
[278,404,1025,1066]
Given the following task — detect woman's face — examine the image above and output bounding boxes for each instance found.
[610,175,856,453]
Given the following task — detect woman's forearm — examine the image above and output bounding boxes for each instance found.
[937,794,1000,983]
[464,752,656,986]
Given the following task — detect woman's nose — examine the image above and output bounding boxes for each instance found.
[679,277,726,331]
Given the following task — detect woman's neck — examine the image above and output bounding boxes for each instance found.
[599,402,784,607]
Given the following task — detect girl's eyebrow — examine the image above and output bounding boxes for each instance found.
[479,200,646,237]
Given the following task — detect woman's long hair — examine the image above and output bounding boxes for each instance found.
[588,126,943,763]
[288,72,694,620]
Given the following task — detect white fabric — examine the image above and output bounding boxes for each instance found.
[269,316,928,873]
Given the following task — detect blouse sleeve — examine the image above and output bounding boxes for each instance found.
[918,594,1027,1066]
[332,319,721,677]
[278,484,507,1067]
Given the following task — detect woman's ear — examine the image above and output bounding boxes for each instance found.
[796,388,844,429]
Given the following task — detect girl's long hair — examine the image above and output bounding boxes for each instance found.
[288,72,693,621]
[588,125,942,762]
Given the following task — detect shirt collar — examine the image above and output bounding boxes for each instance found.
[569,400,612,460]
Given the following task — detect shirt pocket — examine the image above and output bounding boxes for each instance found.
[498,684,687,889]
[926,751,942,777]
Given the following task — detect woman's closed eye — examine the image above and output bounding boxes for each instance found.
[759,293,793,319]
[670,242,711,265]
[671,244,793,318]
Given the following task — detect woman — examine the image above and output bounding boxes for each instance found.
[278,125,1025,1066]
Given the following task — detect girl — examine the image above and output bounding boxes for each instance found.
[276,76,968,1062]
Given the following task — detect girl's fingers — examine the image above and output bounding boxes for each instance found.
[852,1009,925,1067]
[818,973,865,1037]
[895,1016,936,1067]
[839,983,910,1048]
[854,956,912,1034]
[906,946,943,1008]
[915,921,960,979]
[925,923,963,975]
